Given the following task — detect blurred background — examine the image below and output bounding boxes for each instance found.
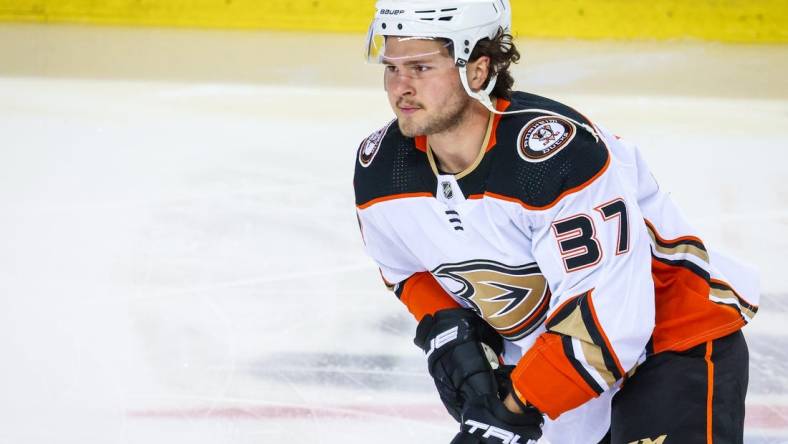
[0,1,786,443]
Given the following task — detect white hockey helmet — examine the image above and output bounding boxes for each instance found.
[365,0,601,136]
[366,0,512,111]
[365,0,511,67]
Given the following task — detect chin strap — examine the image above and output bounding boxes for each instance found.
[458,65,599,142]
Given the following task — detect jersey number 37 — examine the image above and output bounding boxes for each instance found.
[551,198,630,273]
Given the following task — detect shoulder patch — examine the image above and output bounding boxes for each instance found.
[487,92,611,209]
[517,116,576,163]
[353,120,437,208]
[358,120,395,167]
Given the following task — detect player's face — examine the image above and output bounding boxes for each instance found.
[382,37,472,138]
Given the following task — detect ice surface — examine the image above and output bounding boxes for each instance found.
[0,24,786,444]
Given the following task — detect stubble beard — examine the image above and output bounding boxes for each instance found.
[397,92,472,138]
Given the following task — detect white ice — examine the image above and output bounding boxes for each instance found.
[0,24,786,444]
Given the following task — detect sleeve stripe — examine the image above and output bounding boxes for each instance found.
[512,291,629,418]
[644,219,706,251]
[708,286,756,320]
[579,339,618,388]
[653,254,710,282]
[544,291,582,327]
[710,279,758,317]
[546,290,623,387]
[561,335,605,394]
[649,237,710,264]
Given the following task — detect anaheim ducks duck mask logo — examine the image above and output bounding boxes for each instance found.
[433,260,551,340]
[359,120,394,167]
[517,116,576,162]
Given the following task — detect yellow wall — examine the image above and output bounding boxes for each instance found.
[1,0,786,43]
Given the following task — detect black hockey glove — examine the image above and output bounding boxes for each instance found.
[450,394,544,444]
[413,308,504,422]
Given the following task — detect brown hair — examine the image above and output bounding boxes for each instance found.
[457,28,520,100]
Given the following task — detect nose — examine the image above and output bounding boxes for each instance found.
[385,70,415,97]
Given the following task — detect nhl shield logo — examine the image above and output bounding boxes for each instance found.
[517,116,576,162]
[441,181,454,199]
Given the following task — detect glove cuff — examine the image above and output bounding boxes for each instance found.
[414,308,504,356]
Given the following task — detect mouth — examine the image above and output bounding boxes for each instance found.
[398,104,421,115]
[396,97,422,114]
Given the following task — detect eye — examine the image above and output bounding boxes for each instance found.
[414,65,430,72]
[384,65,397,73]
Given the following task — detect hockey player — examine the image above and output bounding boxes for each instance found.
[353,1,759,443]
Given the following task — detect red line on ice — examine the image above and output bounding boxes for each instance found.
[128,404,448,421]
[128,403,787,428]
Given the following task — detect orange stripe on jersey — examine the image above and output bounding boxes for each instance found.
[710,278,759,313]
[705,341,714,444]
[485,98,510,152]
[511,332,599,419]
[651,258,745,353]
[644,219,704,246]
[483,153,611,211]
[544,293,580,326]
[399,272,460,322]
[356,192,433,210]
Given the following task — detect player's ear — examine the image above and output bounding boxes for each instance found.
[468,56,491,91]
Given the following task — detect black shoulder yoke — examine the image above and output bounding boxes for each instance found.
[487,91,610,209]
[353,120,436,208]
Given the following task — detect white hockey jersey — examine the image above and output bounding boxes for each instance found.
[353,92,759,443]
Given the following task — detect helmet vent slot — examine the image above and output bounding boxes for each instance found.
[414,8,458,21]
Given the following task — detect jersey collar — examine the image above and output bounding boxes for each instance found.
[416,97,510,179]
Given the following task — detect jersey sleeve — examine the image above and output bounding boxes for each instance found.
[509,135,655,419]
[356,208,460,321]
